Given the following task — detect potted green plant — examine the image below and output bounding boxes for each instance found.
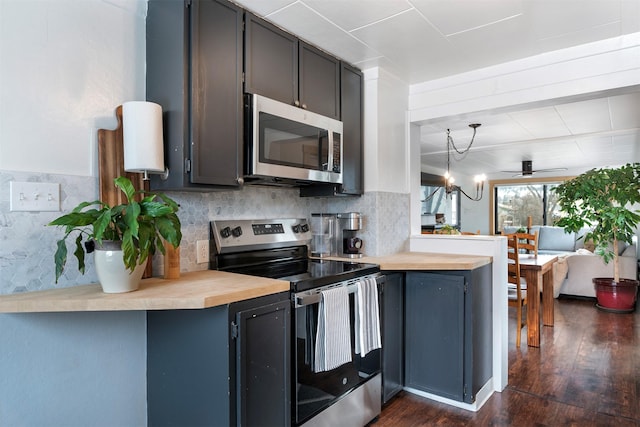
[48,176,182,293]
[553,162,640,312]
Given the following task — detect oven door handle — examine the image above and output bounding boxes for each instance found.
[293,275,385,307]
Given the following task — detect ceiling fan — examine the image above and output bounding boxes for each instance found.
[502,160,568,177]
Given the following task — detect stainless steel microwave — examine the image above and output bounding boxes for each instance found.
[245,94,343,185]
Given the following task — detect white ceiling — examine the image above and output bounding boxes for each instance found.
[233,0,640,178]
[420,90,640,178]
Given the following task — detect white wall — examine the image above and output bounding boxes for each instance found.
[0,0,147,176]
[409,123,422,236]
[363,67,410,194]
[457,174,490,234]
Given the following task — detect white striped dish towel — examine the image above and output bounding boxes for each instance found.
[355,277,381,356]
[314,286,352,373]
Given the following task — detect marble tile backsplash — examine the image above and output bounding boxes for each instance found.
[0,171,409,295]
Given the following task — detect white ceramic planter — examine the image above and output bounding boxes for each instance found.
[94,241,146,293]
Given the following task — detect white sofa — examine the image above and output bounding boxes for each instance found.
[504,226,638,298]
[560,246,637,297]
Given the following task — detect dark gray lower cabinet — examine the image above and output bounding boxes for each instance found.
[404,266,492,404]
[381,272,404,404]
[233,296,291,426]
[147,292,290,427]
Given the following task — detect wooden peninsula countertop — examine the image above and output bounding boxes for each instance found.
[0,270,289,313]
[339,252,492,271]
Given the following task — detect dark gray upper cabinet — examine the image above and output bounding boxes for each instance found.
[146,0,244,191]
[300,62,363,196]
[299,42,341,120]
[338,63,364,194]
[244,13,340,120]
[244,13,298,107]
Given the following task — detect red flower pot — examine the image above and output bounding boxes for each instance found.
[593,278,639,313]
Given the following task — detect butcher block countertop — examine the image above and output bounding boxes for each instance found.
[0,270,289,314]
[0,252,491,314]
[347,252,492,271]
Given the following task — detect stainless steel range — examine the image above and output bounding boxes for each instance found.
[210,218,383,427]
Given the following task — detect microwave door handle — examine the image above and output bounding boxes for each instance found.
[327,131,332,172]
[319,130,329,171]
[320,134,327,171]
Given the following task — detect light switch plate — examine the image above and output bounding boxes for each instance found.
[10,181,61,212]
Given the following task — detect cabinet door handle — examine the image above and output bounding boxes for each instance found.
[301,104,307,109]
[294,100,300,107]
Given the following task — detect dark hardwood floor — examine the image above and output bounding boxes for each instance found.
[376,297,640,426]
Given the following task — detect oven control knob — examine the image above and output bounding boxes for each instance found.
[220,227,231,238]
[232,226,243,237]
[292,224,301,233]
[300,223,309,233]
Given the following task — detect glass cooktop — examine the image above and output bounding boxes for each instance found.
[214,247,379,293]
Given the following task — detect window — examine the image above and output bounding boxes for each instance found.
[491,179,565,234]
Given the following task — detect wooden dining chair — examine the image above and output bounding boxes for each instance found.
[514,230,538,256]
[507,234,527,347]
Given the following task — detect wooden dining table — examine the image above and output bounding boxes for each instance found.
[519,254,559,347]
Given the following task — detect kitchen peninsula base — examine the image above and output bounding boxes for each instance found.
[319,251,494,411]
[404,267,493,411]
[372,254,493,413]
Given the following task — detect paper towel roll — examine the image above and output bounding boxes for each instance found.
[122,101,164,173]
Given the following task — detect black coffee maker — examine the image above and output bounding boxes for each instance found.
[335,212,364,258]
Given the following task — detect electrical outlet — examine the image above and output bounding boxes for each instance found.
[196,240,209,264]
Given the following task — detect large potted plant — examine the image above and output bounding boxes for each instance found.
[48,176,182,293]
[553,163,640,312]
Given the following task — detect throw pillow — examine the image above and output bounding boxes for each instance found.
[539,226,576,252]
[576,248,593,255]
